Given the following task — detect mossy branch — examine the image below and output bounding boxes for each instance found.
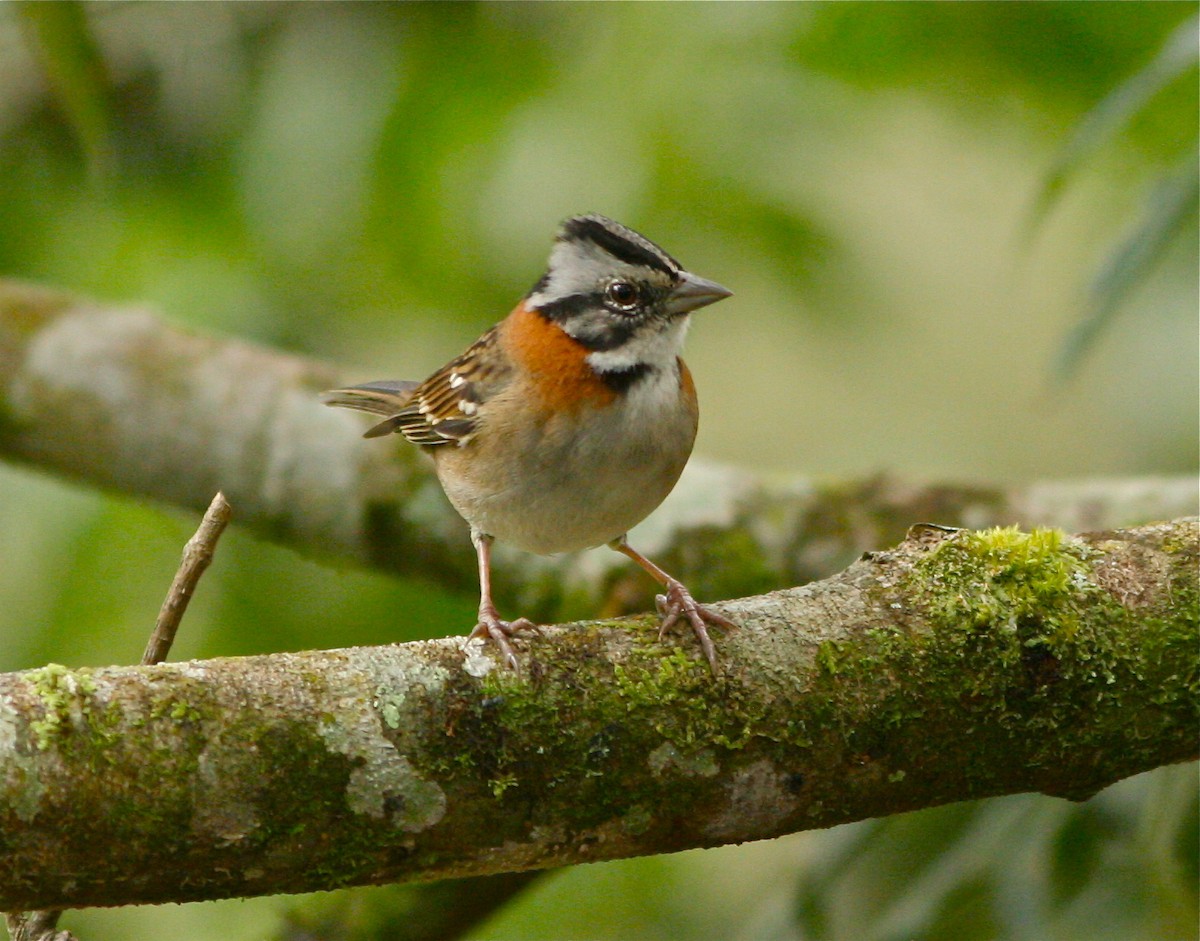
[0,279,1197,623]
[0,518,1195,911]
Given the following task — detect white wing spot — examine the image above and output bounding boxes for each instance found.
[459,400,477,415]
[448,373,465,389]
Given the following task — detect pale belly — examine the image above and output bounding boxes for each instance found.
[434,387,697,555]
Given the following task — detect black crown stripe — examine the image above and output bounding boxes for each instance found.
[561,216,680,278]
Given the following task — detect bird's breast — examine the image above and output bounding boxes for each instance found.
[434,359,698,554]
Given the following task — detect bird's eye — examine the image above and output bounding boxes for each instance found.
[604,280,641,312]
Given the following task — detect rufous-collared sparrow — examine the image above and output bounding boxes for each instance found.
[323,214,734,672]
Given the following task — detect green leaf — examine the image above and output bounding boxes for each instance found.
[1032,13,1199,225]
[1055,151,1199,379]
[790,768,1199,941]
[16,0,115,177]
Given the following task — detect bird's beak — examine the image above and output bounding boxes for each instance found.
[667,271,733,315]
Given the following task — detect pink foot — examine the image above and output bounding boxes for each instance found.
[468,607,536,672]
[654,579,736,673]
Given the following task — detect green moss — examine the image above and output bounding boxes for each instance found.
[898,527,1107,713]
[808,523,1200,798]
[169,701,201,721]
[915,526,1090,640]
[816,639,844,676]
[26,663,98,751]
[396,522,1195,849]
[418,626,756,838]
[147,688,204,725]
[612,644,748,748]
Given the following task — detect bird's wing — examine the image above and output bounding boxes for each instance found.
[323,327,511,446]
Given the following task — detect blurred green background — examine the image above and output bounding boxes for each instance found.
[0,3,1195,940]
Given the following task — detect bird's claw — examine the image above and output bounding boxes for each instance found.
[654,579,736,673]
[468,611,537,672]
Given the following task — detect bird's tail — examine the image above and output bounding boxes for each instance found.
[321,380,420,415]
[321,380,422,438]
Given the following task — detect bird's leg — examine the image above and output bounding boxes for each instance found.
[466,531,535,671]
[609,536,735,673]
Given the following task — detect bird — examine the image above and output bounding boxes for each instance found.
[323,214,735,672]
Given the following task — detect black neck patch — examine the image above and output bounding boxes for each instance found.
[597,362,654,394]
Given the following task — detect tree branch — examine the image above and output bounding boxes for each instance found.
[5,492,233,941]
[1,518,1195,911]
[1,279,1196,622]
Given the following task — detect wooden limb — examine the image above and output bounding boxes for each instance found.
[4,493,231,941]
[0,518,1193,911]
[0,280,1196,626]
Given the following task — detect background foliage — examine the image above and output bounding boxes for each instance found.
[0,3,1195,940]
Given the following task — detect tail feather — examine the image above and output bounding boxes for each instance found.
[321,380,420,417]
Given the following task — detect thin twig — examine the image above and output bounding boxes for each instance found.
[3,910,74,941]
[142,492,232,666]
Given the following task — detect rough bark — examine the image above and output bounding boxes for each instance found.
[1,279,1196,624]
[1,518,1195,911]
